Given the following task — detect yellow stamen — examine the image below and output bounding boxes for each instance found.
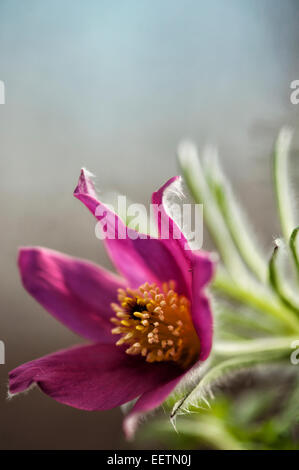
[110,281,200,369]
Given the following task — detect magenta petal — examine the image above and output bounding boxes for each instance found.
[74,169,190,294]
[9,344,179,411]
[123,374,183,439]
[123,252,215,438]
[152,176,192,295]
[191,251,215,360]
[18,247,126,342]
[153,176,215,360]
[152,176,188,249]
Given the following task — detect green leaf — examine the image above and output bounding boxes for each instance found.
[177,141,250,281]
[268,241,299,313]
[216,307,282,338]
[213,268,299,333]
[273,127,296,242]
[203,146,267,282]
[289,226,299,281]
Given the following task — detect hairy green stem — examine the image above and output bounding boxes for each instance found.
[178,142,251,281]
[269,243,299,313]
[289,226,299,281]
[213,336,299,357]
[203,148,267,282]
[273,127,296,242]
[171,341,292,420]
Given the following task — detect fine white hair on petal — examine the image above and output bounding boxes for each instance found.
[120,397,138,414]
[81,167,96,179]
[124,409,152,441]
[81,167,104,196]
[163,176,185,204]
[162,174,197,246]
[7,382,37,400]
[162,177,184,232]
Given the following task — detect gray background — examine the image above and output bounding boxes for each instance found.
[0,0,299,449]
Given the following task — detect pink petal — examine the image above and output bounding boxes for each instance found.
[18,247,126,342]
[152,176,189,251]
[190,251,215,360]
[123,253,215,437]
[74,169,190,295]
[152,176,193,293]
[9,343,179,411]
[123,374,183,439]
[153,177,215,360]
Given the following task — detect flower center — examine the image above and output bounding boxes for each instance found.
[111,281,200,369]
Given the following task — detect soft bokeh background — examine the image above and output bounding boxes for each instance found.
[0,0,299,449]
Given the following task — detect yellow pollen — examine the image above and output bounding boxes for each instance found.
[110,281,200,369]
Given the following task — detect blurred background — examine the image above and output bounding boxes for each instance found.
[0,0,299,449]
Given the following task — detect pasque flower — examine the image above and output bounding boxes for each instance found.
[9,169,215,437]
